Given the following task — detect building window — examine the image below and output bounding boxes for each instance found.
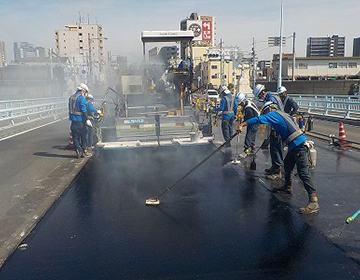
[298,63,308,69]
[80,46,83,49]
[211,74,217,79]
[349,62,357,68]
[79,26,82,29]
[79,40,83,43]
[79,33,82,36]
[338,62,347,68]
[211,65,217,69]
[329,63,337,68]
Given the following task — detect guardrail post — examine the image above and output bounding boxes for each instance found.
[307,116,313,132]
[324,100,329,115]
[346,103,350,118]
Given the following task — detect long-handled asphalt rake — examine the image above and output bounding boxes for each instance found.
[145,133,238,206]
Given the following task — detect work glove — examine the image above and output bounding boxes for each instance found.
[97,110,102,114]
[86,119,93,127]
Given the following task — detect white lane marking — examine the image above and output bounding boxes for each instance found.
[0,117,67,142]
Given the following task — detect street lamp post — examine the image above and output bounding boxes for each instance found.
[277,0,284,90]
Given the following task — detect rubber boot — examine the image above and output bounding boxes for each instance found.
[299,192,319,214]
[265,167,282,180]
[265,166,275,173]
[75,149,82,159]
[82,149,92,158]
[272,179,292,194]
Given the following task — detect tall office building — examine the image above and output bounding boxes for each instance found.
[353,37,360,57]
[0,41,5,67]
[306,35,345,57]
[55,23,105,70]
[13,42,46,62]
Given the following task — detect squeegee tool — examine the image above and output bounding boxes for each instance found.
[145,198,160,206]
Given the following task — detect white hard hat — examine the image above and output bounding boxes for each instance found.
[236,92,246,103]
[77,83,89,93]
[253,84,265,98]
[278,86,287,94]
[86,94,94,100]
[220,85,228,93]
[261,101,277,114]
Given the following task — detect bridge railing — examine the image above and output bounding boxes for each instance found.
[290,95,360,119]
[0,97,67,127]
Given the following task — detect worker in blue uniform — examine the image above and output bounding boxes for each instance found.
[236,92,259,154]
[69,83,92,158]
[214,86,238,147]
[236,102,319,215]
[253,84,284,179]
[86,94,102,149]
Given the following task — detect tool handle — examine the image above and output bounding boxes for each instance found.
[157,133,237,198]
[251,137,270,156]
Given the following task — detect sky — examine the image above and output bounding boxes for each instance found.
[1,0,360,64]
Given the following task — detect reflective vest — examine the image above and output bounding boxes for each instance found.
[276,111,303,145]
[272,94,284,111]
[69,92,83,116]
[244,100,259,116]
[283,96,290,109]
[223,94,235,114]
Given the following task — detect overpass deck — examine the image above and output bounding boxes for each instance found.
[0,119,360,278]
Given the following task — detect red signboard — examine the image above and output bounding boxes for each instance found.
[202,20,212,41]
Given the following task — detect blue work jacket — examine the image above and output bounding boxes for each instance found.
[246,111,306,151]
[86,102,98,117]
[69,91,87,122]
[215,93,238,120]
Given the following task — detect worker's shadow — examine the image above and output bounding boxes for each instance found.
[52,145,69,150]
[33,151,77,159]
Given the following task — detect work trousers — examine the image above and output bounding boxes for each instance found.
[221,117,234,142]
[284,143,316,194]
[71,121,87,151]
[270,130,283,168]
[87,119,95,148]
[244,124,259,150]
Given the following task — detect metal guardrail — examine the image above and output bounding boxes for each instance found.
[0,97,67,127]
[291,95,360,119]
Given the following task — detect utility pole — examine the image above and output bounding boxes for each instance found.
[292,32,296,81]
[49,48,53,80]
[252,38,256,89]
[88,33,92,75]
[220,38,225,87]
[277,0,284,89]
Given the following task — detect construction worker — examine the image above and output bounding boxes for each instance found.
[236,102,319,215]
[86,94,102,149]
[214,86,238,147]
[278,86,299,116]
[236,92,260,155]
[253,84,284,178]
[69,83,92,158]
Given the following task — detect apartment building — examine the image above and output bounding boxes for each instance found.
[55,23,105,74]
[306,35,345,57]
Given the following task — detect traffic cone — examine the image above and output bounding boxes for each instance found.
[338,122,351,147]
[68,131,74,150]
